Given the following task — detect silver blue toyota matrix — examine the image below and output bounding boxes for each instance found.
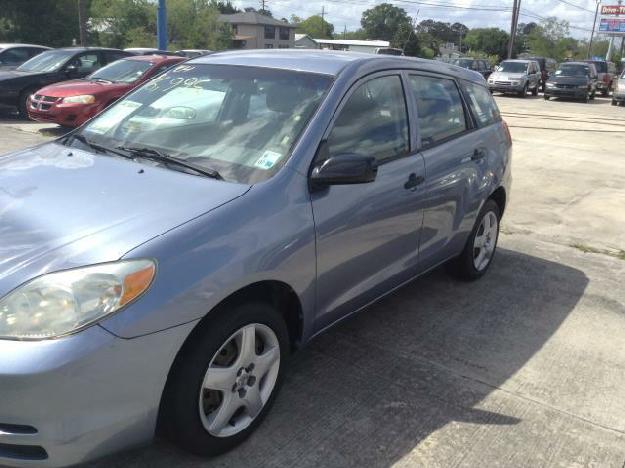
[0,50,511,466]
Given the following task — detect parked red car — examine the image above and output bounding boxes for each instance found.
[28,54,185,127]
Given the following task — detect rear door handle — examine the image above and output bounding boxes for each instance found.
[404,173,424,190]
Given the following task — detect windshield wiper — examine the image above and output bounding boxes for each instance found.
[117,146,223,180]
[67,133,132,159]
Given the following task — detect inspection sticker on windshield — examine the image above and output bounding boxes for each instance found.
[254,150,282,170]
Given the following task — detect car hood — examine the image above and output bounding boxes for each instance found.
[491,72,526,81]
[0,142,250,295]
[548,76,588,85]
[36,79,132,97]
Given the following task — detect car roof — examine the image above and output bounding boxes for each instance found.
[190,49,485,83]
[52,47,126,52]
[562,62,591,66]
[501,59,533,63]
[0,43,50,49]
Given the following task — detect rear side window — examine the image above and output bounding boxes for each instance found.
[463,81,501,127]
[409,75,467,148]
[1,47,30,64]
[327,75,409,163]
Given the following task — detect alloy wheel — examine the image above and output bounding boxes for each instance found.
[473,211,498,272]
[199,323,280,438]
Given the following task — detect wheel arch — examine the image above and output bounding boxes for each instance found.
[489,186,507,216]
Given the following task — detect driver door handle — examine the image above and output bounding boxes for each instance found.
[404,173,424,190]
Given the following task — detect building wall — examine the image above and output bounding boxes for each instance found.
[348,44,379,54]
[234,23,294,49]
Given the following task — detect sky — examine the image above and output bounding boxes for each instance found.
[231,0,609,40]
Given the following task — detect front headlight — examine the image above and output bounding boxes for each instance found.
[511,81,520,86]
[63,94,96,104]
[578,85,588,89]
[0,259,155,340]
[546,82,555,88]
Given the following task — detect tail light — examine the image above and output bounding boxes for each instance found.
[502,120,512,146]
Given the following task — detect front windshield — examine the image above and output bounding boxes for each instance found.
[497,62,528,73]
[77,64,332,184]
[17,50,74,72]
[89,59,153,83]
[555,65,589,77]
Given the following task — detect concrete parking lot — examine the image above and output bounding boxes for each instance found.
[1,95,625,467]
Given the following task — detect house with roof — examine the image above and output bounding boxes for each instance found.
[294,34,319,49]
[313,39,391,54]
[219,12,298,49]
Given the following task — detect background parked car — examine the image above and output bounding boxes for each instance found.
[583,60,617,96]
[526,56,557,91]
[451,57,493,79]
[612,69,625,106]
[125,47,185,56]
[0,43,50,70]
[544,62,598,103]
[175,49,213,58]
[28,54,185,127]
[488,59,541,97]
[0,47,131,117]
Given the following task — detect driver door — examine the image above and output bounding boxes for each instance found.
[311,73,426,330]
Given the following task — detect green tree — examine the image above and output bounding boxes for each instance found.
[0,0,81,46]
[361,3,412,42]
[464,28,510,61]
[296,15,334,39]
[168,0,232,50]
[214,1,239,14]
[89,0,155,48]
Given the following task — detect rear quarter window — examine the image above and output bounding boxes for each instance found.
[462,80,501,127]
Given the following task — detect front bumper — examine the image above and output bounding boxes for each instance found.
[544,87,588,99]
[0,321,197,467]
[26,97,101,127]
[488,83,525,93]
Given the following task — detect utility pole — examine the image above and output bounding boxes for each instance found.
[157,0,168,51]
[587,0,601,59]
[321,6,325,23]
[507,0,519,59]
[77,0,87,46]
[260,0,267,12]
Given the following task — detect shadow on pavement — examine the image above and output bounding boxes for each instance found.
[88,247,587,468]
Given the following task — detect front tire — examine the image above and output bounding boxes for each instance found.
[519,84,528,98]
[159,301,289,456]
[18,89,34,119]
[448,199,501,281]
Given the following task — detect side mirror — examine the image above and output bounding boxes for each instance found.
[65,64,79,75]
[310,154,378,189]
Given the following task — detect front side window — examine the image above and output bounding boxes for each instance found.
[77,64,332,184]
[89,59,152,83]
[410,75,467,148]
[279,27,290,40]
[463,81,501,127]
[326,75,409,163]
[264,26,275,39]
[69,53,103,74]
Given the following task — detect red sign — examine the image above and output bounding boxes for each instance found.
[601,5,625,15]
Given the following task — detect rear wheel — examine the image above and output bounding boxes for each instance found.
[447,199,501,281]
[519,84,528,98]
[612,100,617,106]
[159,302,289,456]
[602,87,609,97]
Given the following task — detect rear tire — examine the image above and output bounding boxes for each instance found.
[532,85,538,96]
[519,84,528,98]
[447,199,501,281]
[602,88,609,97]
[158,301,290,456]
[612,100,617,106]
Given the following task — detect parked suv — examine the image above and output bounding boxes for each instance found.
[612,69,625,106]
[0,43,50,70]
[452,57,493,79]
[0,47,132,117]
[583,60,617,96]
[544,62,598,102]
[488,59,541,97]
[0,51,511,467]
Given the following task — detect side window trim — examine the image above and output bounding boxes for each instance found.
[318,70,412,167]
[407,72,475,152]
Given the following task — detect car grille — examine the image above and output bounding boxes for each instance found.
[555,84,576,89]
[494,81,512,86]
[29,94,60,112]
[0,423,47,461]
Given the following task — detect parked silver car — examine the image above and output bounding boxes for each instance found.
[612,69,625,106]
[488,59,542,97]
[0,50,511,467]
